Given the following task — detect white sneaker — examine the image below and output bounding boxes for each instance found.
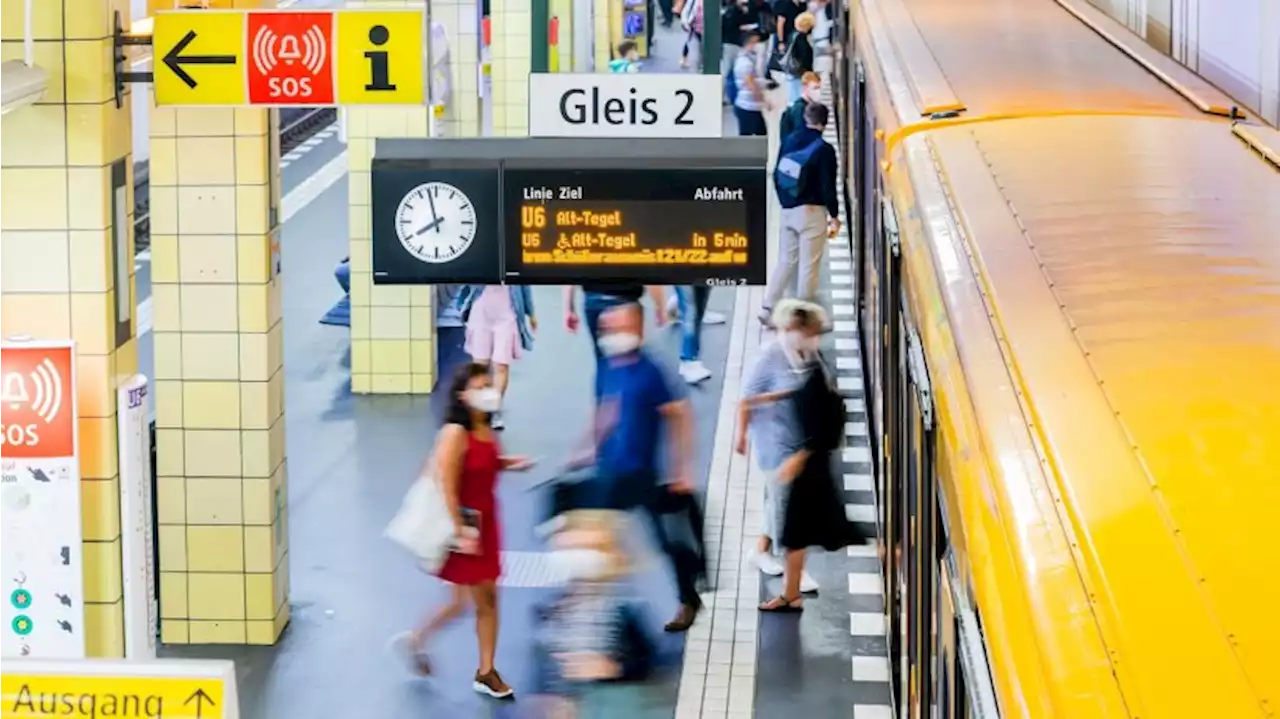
[679,360,713,384]
[754,551,784,576]
[702,310,727,325]
[800,571,819,594]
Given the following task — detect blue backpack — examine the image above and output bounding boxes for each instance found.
[774,136,827,204]
[724,70,739,105]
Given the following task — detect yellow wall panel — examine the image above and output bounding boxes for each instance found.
[149,234,179,283]
[187,526,245,572]
[0,104,69,166]
[372,374,412,393]
[370,340,412,373]
[176,137,237,186]
[237,333,269,382]
[63,40,115,105]
[158,525,187,571]
[188,621,245,644]
[83,601,124,658]
[244,573,275,620]
[66,102,130,167]
[156,476,186,525]
[70,291,112,355]
[82,539,123,602]
[153,379,184,427]
[233,107,269,136]
[67,166,111,231]
[242,478,272,525]
[179,284,238,331]
[159,572,188,619]
[239,429,272,478]
[151,284,182,332]
[76,352,115,418]
[188,573,246,620]
[149,138,178,186]
[184,429,243,477]
[0,292,71,339]
[149,186,177,235]
[237,284,271,333]
[185,478,243,525]
[78,416,117,480]
[410,340,434,374]
[150,103,176,137]
[0,168,69,230]
[69,229,113,292]
[181,333,240,380]
[63,0,120,39]
[175,108,235,137]
[160,620,188,644]
[235,186,270,235]
[182,381,242,429]
[240,383,270,429]
[233,137,269,186]
[244,526,273,572]
[178,235,238,283]
[1,230,71,293]
[176,186,236,235]
[156,430,185,477]
[370,306,410,338]
[81,478,122,542]
[235,234,271,283]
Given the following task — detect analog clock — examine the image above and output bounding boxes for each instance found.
[394,181,478,264]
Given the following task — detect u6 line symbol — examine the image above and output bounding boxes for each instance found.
[250,18,332,102]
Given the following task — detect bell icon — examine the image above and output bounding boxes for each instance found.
[278,35,302,65]
[1,373,29,407]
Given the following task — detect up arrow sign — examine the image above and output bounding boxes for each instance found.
[163,30,237,89]
[184,687,218,718]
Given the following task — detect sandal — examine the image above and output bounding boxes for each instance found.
[759,595,804,613]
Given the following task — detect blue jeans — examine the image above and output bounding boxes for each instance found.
[675,286,710,362]
[787,75,803,103]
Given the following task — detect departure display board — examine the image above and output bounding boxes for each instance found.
[503,168,766,285]
[370,137,769,287]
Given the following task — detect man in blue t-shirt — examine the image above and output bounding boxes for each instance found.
[591,302,702,632]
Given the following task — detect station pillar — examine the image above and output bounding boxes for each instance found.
[1,0,137,658]
[491,0,533,136]
[147,34,290,643]
[348,0,437,395]
[430,0,482,137]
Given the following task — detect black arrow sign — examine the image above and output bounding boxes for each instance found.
[163,30,236,89]
[184,688,217,718]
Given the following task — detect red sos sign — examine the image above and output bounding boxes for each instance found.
[247,12,335,105]
[0,343,76,458]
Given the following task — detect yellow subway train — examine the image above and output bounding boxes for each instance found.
[830,0,1280,716]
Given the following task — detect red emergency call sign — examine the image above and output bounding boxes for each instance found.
[246,12,335,105]
[0,343,77,459]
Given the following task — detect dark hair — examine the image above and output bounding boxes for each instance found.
[803,102,829,128]
[444,362,492,429]
[743,29,765,43]
[618,40,638,57]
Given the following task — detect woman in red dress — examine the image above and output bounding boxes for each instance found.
[400,363,533,699]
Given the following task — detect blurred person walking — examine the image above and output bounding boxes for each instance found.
[458,284,537,430]
[394,363,535,697]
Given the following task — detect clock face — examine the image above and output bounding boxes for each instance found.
[394,182,478,264]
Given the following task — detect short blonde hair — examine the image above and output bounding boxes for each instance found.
[795,11,816,32]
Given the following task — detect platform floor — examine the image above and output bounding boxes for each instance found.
[145,21,891,719]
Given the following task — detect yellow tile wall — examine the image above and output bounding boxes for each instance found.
[594,0,613,69]
[491,0,532,136]
[347,0,438,395]
[430,0,482,138]
[147,1,288,646]
[1,0,137,659]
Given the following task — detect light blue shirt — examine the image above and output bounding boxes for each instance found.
[733,51,764,112]
[742,341,804,470]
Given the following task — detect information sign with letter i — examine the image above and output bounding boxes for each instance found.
[0,339,85,660]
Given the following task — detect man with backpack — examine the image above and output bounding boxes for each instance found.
[761,102,840,325]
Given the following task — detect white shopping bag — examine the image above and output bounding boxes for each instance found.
[385,474,454,574]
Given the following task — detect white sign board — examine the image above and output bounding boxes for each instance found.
[0,339,85,659]
[118,375,157,659]
[528,72,723,139]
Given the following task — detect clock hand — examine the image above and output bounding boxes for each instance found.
[415,217,445,236]
[426,191,440,226]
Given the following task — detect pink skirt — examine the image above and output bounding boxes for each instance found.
[465,287,522,365]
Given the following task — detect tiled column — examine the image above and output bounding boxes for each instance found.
[593,0,612,69]
[0,0,137,657]
[348,0,435,394]
[491,0,532,136]
[431,0,482,137]
[148,57,289,643]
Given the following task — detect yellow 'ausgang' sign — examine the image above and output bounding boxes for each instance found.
[1,659,237,719]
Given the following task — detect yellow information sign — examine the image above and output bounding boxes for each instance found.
[334,10,425,106]
[153,11,247,106]
[1,659,236,719]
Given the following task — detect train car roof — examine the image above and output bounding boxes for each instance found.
[927,115,1278,717]
[862,0,1239,121]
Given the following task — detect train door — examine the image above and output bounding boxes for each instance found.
[852,60,868,311]
[879,197,904,707]
[903,328,936,719]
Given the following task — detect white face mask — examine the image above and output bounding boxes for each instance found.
[550,548,612,581]
[465,387,502,414]
[598,333,641,357]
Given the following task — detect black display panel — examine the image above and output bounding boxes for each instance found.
[371,166,504,284]
[502,168,766,285]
